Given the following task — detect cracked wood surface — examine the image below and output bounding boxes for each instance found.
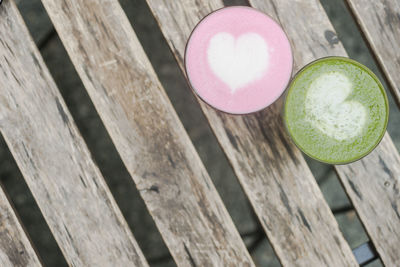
[39,0,254,266]
[0,1,148,266]
[343,0,400,264]
[0,185,42,267]
[336,134,400,266]
[346,0,400,108]
[249,0,400,266]
[146,0,358,266]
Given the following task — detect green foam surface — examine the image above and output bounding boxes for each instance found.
[284,57,388,164]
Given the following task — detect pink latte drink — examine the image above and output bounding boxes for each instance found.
[185,6,293,114]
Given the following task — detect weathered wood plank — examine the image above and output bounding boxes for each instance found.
[0,185,42,267]
[39,0,254,266]
[337,134,400,266]
[0,1,148,266]
[346,0,400,108]
[248,0,400,266]
[146,1,358,266]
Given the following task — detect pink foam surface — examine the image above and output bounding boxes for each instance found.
[185,6,293,114]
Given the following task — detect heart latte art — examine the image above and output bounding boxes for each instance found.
[285,57,388,164]
[207,32,269,93]
[305,72,367,140]
[185,7,293,114]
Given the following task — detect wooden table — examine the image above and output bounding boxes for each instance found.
[0,0,399,266]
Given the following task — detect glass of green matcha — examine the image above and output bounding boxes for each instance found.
[284,57,389,164]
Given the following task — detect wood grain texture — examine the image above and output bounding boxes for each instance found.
[39,0,254,266]
[346,0,400,108]
[248,0,400,266]
[336,134,400,266]
[146,1,358,266]
[0,1,148,266]
[0,186,42,267]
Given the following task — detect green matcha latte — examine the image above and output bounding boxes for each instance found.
[284,57,388,164]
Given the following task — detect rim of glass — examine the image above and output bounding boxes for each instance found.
[183,6,294,115]
[283,56,389,165]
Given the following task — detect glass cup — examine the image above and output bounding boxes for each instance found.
[283,56,389,164]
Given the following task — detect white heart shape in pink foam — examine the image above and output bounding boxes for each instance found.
[207,32,269,93]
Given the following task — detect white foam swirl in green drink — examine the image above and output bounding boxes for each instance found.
[284,57,388,164]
